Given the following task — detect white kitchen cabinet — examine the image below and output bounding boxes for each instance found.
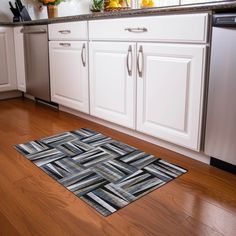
[136,43,206,150]
[89,13,208,43]
[88,13,208,151]
[89,42,136,129]
[0,27,17,92]
[49,41,89,113]
[14,26,26,92]
[48,21,88,41]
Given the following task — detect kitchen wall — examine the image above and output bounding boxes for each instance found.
[0,0,91,21]
[0,0,13,21]
[0,0,225,22]
[140,0,223,8]
[26,0,92,20]
[181,0,222,3]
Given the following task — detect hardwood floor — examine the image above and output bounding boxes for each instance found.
[0,98,235,236]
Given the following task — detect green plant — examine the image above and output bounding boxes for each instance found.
[91,0,104,11]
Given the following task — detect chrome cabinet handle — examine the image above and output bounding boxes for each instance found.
[137,45,144,78]
[59,43,71,47]
[58,30,71,34]
[126,45,132,76]
[124,27,148,33]
[81,43,86,67]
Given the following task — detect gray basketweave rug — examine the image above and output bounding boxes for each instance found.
[15,128,187,216]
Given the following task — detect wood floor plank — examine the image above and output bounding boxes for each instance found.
[149,181,236,235]
[0,210,22,236]
[0,98,235,236]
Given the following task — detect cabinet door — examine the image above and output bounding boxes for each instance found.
[89,42,136,128]
[137,43,206,150]
[14,26,26,92]
[0,27,17,92]
[49,41,89,113]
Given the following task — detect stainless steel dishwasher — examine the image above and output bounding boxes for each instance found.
[205,13,236,173]
[22,25,51,102]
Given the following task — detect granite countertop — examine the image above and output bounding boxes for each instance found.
[1,1,236,26]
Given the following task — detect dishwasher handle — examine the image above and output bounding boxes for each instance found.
[20,28,47,34]
[213,13,236,27]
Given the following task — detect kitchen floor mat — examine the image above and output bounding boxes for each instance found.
[15,128,187,216]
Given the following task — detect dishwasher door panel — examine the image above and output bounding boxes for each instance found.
[205,27,236,165]
[24,25,51,101]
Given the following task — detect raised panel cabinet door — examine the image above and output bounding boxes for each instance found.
[136,43,206,151]
[14,26,26,92]
[89,42,136,129]
[49,41,89,113]
[0,27,17,92]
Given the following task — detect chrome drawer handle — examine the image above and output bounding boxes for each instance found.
[58,30,71,34]
[59,43,71,47]
[81,43,86,67]
[124,27,148,33]
[126,45,132,76]
[137,45,144,78]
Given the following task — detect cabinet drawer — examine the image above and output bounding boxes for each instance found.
[89,13,208,43]
[49,21,88,40]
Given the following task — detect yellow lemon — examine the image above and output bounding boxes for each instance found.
[108,1,118,7]
[148,0,154,7]
[141,0,150,7]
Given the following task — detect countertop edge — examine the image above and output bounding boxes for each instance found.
[0,1,236,26]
